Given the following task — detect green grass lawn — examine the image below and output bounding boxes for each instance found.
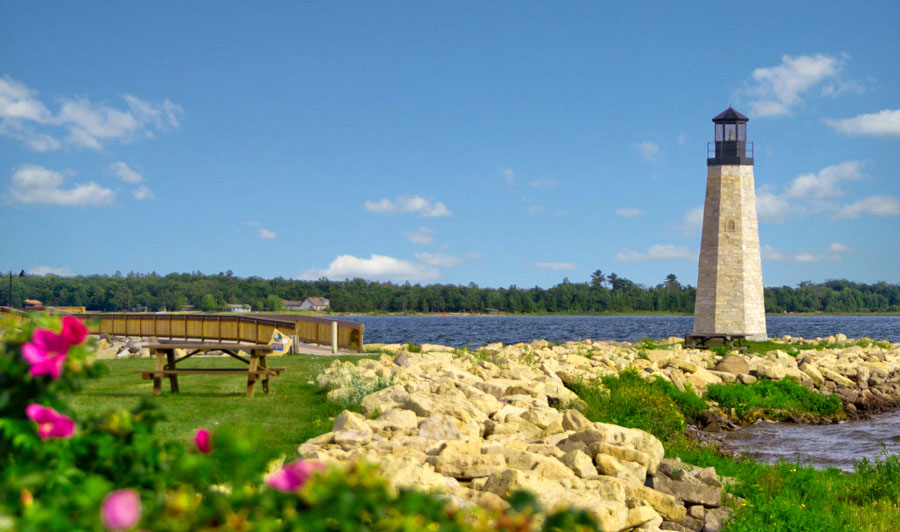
[69,354,373,457]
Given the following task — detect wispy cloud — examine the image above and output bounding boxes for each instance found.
[761,244,850,263]
[614,244,696,263]
[743,54,847,117]
[110,161,143,183]
[832,195,900,220]
[529,178,558,189]
[296,254,439,282]
[615,207,642,218]
[28,265,74,276]
[678,207,704,236]
[783,161,862,200]
[527,205,545,215]
[0,75,182,151]
[363,195,451,217]
[8,164,114,206]
[132,185,154,200]
[258,228,276,239]
[404,226,435,245]
[500,167,516,185]
[534,262,576,271]
[414,252,463,268]
[826,108,900,137]
[637,141,659,162]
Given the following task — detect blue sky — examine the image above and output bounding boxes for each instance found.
[2,1,898,288]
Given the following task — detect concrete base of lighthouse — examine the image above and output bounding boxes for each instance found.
[693,164,767,341]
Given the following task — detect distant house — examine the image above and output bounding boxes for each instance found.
[24,299,44,311]
[298,297,330,311]
[282,300,304,310]
[180,305,196,312]
[227,303,252,313]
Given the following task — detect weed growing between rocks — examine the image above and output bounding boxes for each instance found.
[705,378,843,421]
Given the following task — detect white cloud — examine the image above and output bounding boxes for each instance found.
[258,228,276,240]
[828,242,853,253]
[615,207,642,218]
[0,75,182,150]
[501,167,516,185]
[745,54,844,117]
[414,252,463,268]
[9,164,114,206]
[826,108,900,137]
[110,161,143,183]
[296,254,439,282]
[527,205,545,215]
[783,161,862,199]
[404,227,435,245]
[534,262,576,271]
[832,195,900,220]
[755,192,793,223]
[679,207,704,236]
[132,185,154,200]
[529,179,558,189]
[614,244,696,263]
[363,195,451,217]
[242,220,261,227]
[638,141,659,162]
[28,265,74,277]
[465,251,482,260]
[677,132,687,145]
[761,244,846,263]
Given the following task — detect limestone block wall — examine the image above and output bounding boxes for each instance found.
[693,165,767,340]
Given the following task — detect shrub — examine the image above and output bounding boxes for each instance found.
[568,368,688,440]
[704,378,842,420]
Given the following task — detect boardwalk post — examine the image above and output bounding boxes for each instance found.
[331,321,338,354]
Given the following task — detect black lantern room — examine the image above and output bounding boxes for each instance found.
[707,106,753,166]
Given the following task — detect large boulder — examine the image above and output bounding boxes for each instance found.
[714,355,749,375]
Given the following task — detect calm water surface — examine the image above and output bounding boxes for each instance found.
[343,315,900,347]
[721,412,900,472]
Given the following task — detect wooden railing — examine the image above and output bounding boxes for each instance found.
[0,307,365,352]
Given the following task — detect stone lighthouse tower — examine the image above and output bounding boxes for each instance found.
[693,107,767,341]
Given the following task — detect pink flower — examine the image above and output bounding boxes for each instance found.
[22,328,70,379]
[266,459,326,492]
[101,489,141,531]
[60,316,88,345]
[26,404,75,440]
[194,428,212,454]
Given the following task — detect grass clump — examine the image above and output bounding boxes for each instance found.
[567,368,700,441]
[705,378,843,421]
[405,341,422,353]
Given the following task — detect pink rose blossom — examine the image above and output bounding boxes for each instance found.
[194,428,212,454]
[26,404,75,439]
[22,328,70,379]
[266,459,326,492]
[60,316,88,345]
[101,489,141,531]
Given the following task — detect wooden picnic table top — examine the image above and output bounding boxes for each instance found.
[144,341,273,350]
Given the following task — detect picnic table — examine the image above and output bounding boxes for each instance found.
[135,341,285,397]
[683,333,747,351]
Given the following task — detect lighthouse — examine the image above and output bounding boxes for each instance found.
[692,107,767,341]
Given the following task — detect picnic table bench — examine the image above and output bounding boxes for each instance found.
[135,341,285,397]
[683,333,748,351]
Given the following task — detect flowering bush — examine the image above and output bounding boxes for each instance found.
[0,314,601,532]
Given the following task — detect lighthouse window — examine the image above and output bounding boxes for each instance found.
[725,124,736,141]
[715,124,723,141]
[737,123,746,141]
[726,220,736,232]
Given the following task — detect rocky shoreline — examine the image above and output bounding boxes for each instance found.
[296,335,900,532]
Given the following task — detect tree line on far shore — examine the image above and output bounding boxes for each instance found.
[2,270,898,314]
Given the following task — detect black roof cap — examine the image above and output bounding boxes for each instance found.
[712,106,749,123]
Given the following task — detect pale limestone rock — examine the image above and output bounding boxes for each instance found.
[427,454,507,479]
[361,385,410,416]
[439,439,482,456]
[651,475,722,507]
[530,454,575,480]
[375,408,419,431]
[418,415,465,440]
[738,373,757,384]
[562,409,593,431]
[624,484,686,522]
[820,367,855,388]
[333,410,368,432]
[626,505,662,530]
[560,449,597,478]
[755,363,786,381]
[333,428,372,447]
[645,349,674,364]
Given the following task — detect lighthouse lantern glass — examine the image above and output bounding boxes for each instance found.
[715,124,723,141]
[737,123,746,141]
[725,124,736,141]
